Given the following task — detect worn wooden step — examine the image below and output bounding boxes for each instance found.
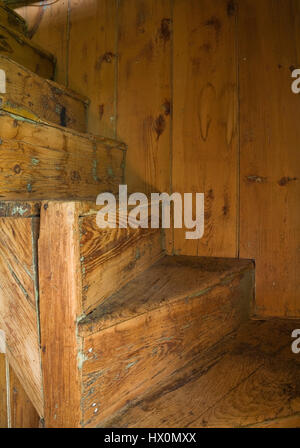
[101,318,300,428]
[0,1,27,35]
[0,21,55,79]
[0,111,126,199]
[0,200,163,424]
[0,200,255,428]
[0,56,89,132]
[77,255,254,427]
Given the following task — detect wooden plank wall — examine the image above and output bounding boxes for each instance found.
[15,0,300,317]
[172,0,238,258]
[239,0,300,317]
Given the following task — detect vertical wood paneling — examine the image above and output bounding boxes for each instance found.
[117,0,172,196]
[14,0,300,317]
[172,0,238,257]
[68,0,118,138]
[9,365,40,428]
[239,0,300,317]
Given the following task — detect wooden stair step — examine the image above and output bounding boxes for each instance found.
[0,111,126,200]
[100,318,300,428]
[0,21,55,79]
[0,200,256,428]
[0,0,27,35]
[0,55,89,132]
[79,255,254,336]
[78,255,254,427]
[0,200,163,423]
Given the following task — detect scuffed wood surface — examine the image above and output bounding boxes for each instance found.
[79,257,253,427]
[0,55,89,132]
[0,111,126,200]
[0,216,43,416]
[102,319,300,428]
[38,201,82,428]
[79,256,254,335]
[0,200,40,217]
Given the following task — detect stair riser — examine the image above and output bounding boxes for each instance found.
[0,112,125,199]
[80,213,165,314]
[80,269,254,427]
[0,56,88,132]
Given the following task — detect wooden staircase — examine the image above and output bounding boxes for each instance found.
[0,4,299,429]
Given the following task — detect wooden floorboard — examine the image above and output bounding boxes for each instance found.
[101,319,300,428]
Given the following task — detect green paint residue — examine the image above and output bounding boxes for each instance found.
[11,204,29,216]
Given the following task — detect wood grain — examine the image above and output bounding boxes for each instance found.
[0,55,88,132]
[68,0,118,138]
[0,111,125,200]
[172,0,238,258]
[80,212,164,314]
[0,216,43,416]
[79,256,254,336]
[79,257,253,427]
[9,364,40,428]
[0,353,8,428]
[118,0,172,195]
[239,0,300,317]
[38,201,82,428]
[102,319,300,428]
[0,21,55,79]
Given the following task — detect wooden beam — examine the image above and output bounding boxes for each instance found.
[38,201,83,428]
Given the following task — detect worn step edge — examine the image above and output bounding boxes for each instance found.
[78,255,255,337]
[0,199,146,218]
[0,110,127,150]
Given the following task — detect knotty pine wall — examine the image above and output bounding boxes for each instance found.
[17,0,300,317]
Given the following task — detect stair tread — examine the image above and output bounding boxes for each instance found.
[101,318,300,428]
[79,255,254,335]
